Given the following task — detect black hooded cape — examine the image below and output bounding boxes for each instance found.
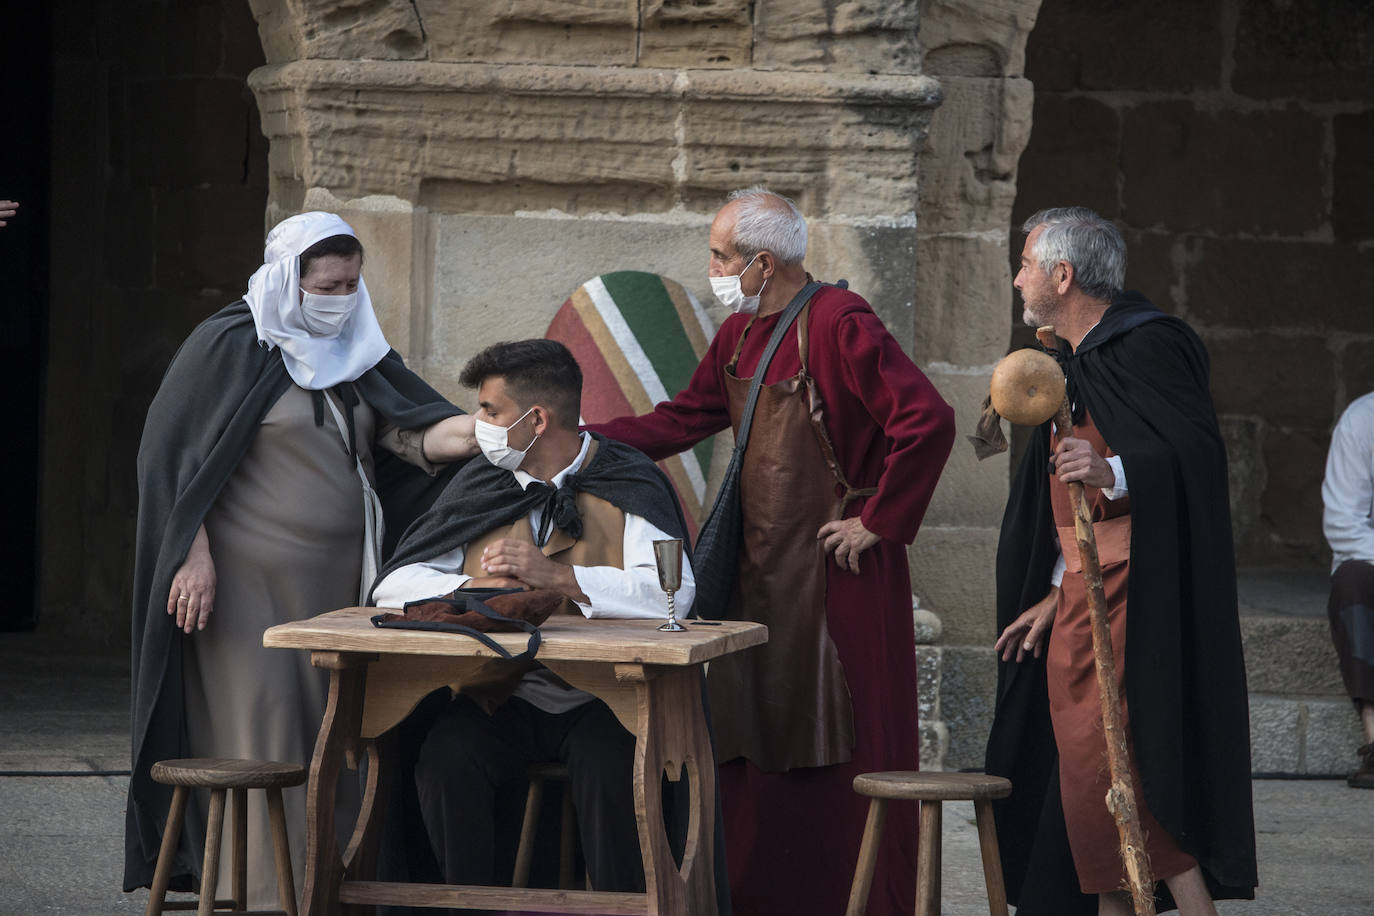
[984,292,1257,913]
[125,301,461,891]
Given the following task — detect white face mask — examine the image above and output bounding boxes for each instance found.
[299,288,357,337]
[474,407,540,472]
[709,254,767,315]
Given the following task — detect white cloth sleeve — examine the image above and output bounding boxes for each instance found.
[370,514,697,618]
[1049,551,1066,588]
[572,513,696,620]
[1100,454,1129,501]
[371,544,470,609]
[1323,398,1374,569]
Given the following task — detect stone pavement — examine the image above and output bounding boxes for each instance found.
[2,629,1370,915]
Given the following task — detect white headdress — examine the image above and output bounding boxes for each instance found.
[244,211,390,390]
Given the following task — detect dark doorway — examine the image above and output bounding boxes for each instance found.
[0,4,52,630]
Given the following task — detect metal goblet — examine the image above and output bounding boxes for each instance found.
[652,538,685,632]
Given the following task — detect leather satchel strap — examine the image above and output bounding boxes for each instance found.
[734,280,823,451]
[372,591,542,661]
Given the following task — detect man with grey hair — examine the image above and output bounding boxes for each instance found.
[985,207,1257,914]
[588,187,955,916]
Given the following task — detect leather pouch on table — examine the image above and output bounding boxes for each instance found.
[370,587,563,661]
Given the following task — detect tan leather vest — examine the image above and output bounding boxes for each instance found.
[456,481,627,706]
[461,489,627,617]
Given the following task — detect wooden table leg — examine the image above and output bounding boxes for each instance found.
[620,663,717,916]
[301,651,372,916]
[342,735,387,882]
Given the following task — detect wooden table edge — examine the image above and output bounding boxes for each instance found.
[263,608,768,667]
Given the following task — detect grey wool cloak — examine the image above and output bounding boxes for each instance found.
[125,300,461,893]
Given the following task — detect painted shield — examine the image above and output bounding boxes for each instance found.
[547,271,720,536]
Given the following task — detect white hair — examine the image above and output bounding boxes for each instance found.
[726,186,808,265]
[1022,207,1126,300]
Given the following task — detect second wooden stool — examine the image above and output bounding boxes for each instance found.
[145,757,307,916]
[845,770,1013,916]
[512,762,579,890]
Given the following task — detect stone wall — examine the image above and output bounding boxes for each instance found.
[241,0,1023,771]
[1012,0,1374,567]
[32,1,1054,757]
[38,0,1042,668]
[911,0,1040,768]
[243,0,943,414]
[42,0,268,646]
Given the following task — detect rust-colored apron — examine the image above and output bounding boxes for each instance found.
[1046,412,1194,891]
[708,302,875,771]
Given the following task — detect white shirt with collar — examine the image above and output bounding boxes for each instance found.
[372,432,696,619]
[1324,392,1374,573]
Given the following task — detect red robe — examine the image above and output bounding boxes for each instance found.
[587,285,955,916]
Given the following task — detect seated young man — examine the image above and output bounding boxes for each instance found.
[371,338,695,894]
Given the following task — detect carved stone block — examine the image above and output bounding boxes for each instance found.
[756,0,922,74]
[418,0,639,66]
[918,76,1032,233]
[640,0,752,69]
[919,0,1040,77]
[909,525,1001,642]
[249,61,939,219]
[915,234,1015,367]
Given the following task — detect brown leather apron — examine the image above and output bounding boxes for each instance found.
[708,302,875,771]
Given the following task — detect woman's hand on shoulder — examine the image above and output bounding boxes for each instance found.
[167,525,217,633]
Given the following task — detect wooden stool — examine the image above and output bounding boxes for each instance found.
[145,757,307,916]
[512,762,579,890]
[845,771,1013,916]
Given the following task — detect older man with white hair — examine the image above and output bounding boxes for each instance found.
[588,187,956,916]
[986,207,1256,915]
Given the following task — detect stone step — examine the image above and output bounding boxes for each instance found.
[1249,692,1364,776]
[1234,569,1365,774]
[927,610,1364,776]
[1238,613,1344,696]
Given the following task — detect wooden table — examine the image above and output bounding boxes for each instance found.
[263,607,766,916]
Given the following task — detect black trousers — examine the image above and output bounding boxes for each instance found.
[413,693,645,897]
[1329,560,1374,704]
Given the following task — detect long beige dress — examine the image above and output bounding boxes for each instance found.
[182,384,431,906]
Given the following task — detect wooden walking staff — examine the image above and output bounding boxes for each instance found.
[989,327,1156,916]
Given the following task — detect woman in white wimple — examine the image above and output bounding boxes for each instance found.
[125,212,479,906]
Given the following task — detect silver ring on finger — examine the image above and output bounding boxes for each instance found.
[178,595,189,602]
